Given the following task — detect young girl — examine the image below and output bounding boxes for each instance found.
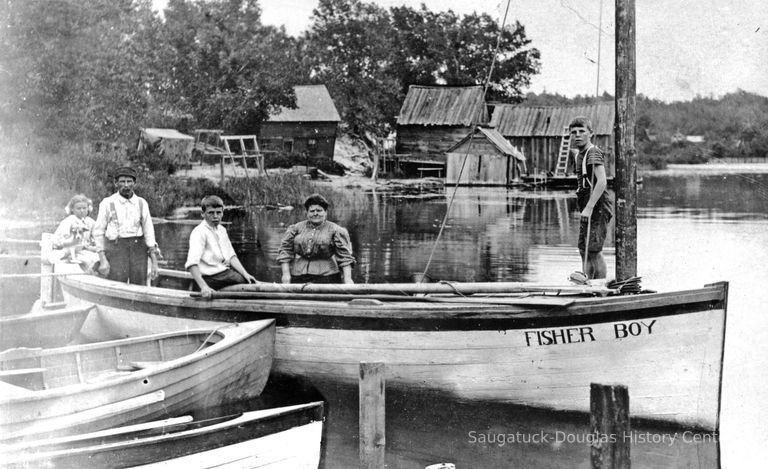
[50,194,100,272]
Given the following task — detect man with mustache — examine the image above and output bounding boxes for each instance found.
[93,166,160,284]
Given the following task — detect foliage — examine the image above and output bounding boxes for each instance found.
[0,0,166,142]
[159,0,304,134]
[138,174,230,216]
[301,0,401,137]
[388,5,540,102]
[521,90,768,165]
[224,173,332,207]
[302,0,541,136]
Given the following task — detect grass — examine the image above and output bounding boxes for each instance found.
[0,135,350,221]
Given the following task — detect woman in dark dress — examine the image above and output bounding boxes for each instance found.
[277,194,355,284]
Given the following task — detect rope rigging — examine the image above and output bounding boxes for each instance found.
[417,0,514,282]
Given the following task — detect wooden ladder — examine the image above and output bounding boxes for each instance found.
[554,126,571,176]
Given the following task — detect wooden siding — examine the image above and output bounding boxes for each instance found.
[509,135,614,176]
[259,122,337,159]
[396,125,474,160]
[445,137,524,186]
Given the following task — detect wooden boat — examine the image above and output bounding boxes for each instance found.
[0,304,94,350]
[0,319,275,441]
[1,401,324,469]
[56,262,728,430]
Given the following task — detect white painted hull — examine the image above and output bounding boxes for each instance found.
[275,309,724,429]
[133,420,323,469]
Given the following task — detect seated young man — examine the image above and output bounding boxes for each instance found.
[185,195,258,297]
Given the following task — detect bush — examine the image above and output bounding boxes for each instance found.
[140,175,233,217]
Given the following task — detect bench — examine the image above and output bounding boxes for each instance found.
[417,167,443,178]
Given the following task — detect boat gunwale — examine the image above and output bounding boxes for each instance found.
[1,401,324,464]
[59,272,728,320]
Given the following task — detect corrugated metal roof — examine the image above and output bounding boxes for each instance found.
[490,102,615,137]
[397,85,488,126]
[268,85,341,122]
[447,127,525,161]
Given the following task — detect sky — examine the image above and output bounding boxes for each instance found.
[154,0,768,102]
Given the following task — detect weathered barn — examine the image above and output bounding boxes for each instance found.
[446,127,526,186]
[490,102,615,176]
[258,85,341,159]
[396,85,489,164]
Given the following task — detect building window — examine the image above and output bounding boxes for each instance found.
[308,138,317,153]
[283,139,293,153]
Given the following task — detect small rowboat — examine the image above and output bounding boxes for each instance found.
[0,319,275,441]
[1,401,324,469]
[56,261,727,430]
[0,304,94,350]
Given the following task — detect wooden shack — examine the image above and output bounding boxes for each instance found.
[446,127,526,186]
[136,128,194,166]
[395,85,489,164]
[258,85,341,159]
[490,102,615,176]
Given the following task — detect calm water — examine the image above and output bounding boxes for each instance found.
[2,169,767,468]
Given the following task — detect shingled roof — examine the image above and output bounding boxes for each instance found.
[397,85,488,126]
[490,102,615,137]
[268,85,341,122]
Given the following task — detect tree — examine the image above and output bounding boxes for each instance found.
[159,0,304,134]
[389,6,540,102]
[0,0,166,142]
[302,0,401,137]
[302,0,541,137]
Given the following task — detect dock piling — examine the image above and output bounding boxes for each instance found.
[359,361,385,469]
[590,383,631,469]
[39,233,55,306]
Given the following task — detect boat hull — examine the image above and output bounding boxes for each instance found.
[58,268,727,430]
[1,402,324,469]
[0,320,275,440]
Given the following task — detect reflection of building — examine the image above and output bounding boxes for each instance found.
[396,85,488,163]
[490,102,615,177]
[258,85,341,159]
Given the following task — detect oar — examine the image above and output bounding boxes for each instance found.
[191,290,577,307]
[218,281,614,296]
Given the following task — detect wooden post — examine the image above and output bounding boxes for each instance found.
[220,156,225,185]
[359,362,385,469]
[614,0,638,281]
[39,233,55,306]
[371,145,379,181]
[590,383,630,469]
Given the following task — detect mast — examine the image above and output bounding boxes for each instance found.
[614,0,637,280]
